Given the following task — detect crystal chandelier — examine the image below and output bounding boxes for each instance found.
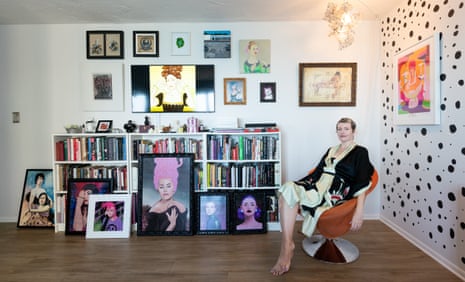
[324,1,360,50]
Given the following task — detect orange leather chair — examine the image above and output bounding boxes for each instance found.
[302,169,378,263]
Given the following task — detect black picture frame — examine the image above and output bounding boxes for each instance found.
[65,178,112,235]
[260,82,276,103]
[86,30,124,59]
[95,120,113,133]
[137,153,194,236]
[196,192,229,235]
[231,191,267,234]
[17,169,54,228]
[133,31,159,57]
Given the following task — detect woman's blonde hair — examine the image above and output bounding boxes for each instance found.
[337,117,356,131]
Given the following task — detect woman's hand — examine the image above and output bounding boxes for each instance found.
[350,208,364,231]
[165,207,178,231]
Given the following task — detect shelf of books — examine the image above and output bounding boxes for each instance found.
[52,133,129,232]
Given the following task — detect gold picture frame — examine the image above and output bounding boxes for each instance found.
[224,78,246,105]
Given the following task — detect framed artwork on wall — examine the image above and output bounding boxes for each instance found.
[239,39,271,73]
[196,192,229,235]
[299,62,357,107]
[86,30,124,59]
[231,191,267,235]
[133,31,159,57]
[85,194,132,239]
[260,82,276,103]
[203,30,231,58]
[17,169,54,228]
[137,153,194,236]
[171,32,191,56]
[393,33,441,125]
[224,78,246,105]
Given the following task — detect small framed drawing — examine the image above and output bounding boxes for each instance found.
[394,33,441,125]
[95,120,113,133]
[196,192,229,235]
[171,32,191,56]
[17,169,54,228]
[231,191,267,234]
[86,30,124,59]
[85,194,132,239]
[66,178,113,235]
[133,31,159,57]
[137,153,194,236]
[224,78,246,105]
[260,82,276,103]
[299,62,357,107]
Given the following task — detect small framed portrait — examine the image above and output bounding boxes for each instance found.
[66,178,113,235]
[85,194,132,239]
[224,78,246,105]
[137,153,195,236]
[260,82,276,103]
[171,32,191,56]
[133,31,159,57]
[95,120,113,133]
[17,169,54,228]
[86,30,124,59]
[196,192,229,235]
[231,191,267,234]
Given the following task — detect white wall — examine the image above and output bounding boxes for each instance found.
[0,21,381,222]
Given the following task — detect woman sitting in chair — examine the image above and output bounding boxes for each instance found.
[271,117,374,276]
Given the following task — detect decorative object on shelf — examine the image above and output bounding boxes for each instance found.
[196,192,229,235]
[137,153,195,236]
[66,178,113,235]
[86,30,124,59]
[85,194,132,239]
[393,33,441,125]
[324,1,360,50]
[224,78,247,105]
[85,119,96,133]
[299,62,357,107]
[95,120,113,133]
[133,30,159,57]
[231,191,267,234]
[64,124,83,133]
[17,169,54,228]
[123,120,137,133]
[239,40,271,73]
[260,82,276,103]
[204,30,231,58]
[171,32,191,56]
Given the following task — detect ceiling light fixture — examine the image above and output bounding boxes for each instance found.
[324,0,360,50]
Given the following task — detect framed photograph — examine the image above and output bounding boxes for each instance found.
[231,191,267,234]
[204,30,231,58]
[85,194,132,239]
[299,62,357,107]
[260,82,276,103]
[96,120,113,133]
[196,192,229,235]
[239,39,271,73]
[133,31,159,57]
[224,78,246,105]
[86,30,124,59]
[394,33,441,125]
[65,178,113,235]
[17,169,54,228]
[137,153,194,236]
[80,62,124,112]
[171,32,191,56]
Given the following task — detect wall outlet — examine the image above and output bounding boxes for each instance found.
[12,112,20,123]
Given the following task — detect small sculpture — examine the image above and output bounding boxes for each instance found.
[124,120,137,133]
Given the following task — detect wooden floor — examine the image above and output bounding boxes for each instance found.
[0,221,460,282]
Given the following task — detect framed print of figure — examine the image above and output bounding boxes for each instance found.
[196,192,229,235]
[231,191,267,234]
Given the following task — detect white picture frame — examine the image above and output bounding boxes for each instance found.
[86,194,132,239]
[171,32,191,56]
[393,33,441,125]
[80,62,124,112]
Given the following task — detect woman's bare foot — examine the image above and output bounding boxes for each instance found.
[270,241,295,276]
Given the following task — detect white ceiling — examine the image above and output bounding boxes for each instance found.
[0,0,402,25]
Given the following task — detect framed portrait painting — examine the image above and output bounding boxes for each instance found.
[224,78,246,105]
[299,62,357,107]
[65,178,112,235]
[231,191,267,235]
[239,39,271,73]
[85,194,132,239]
[196,192,229,235]
[260,82,276,103]
[137,153,194,236]
[133,31,159,57]
[17,169,54,228]
[86,30,124,59]
[394,33,441,125]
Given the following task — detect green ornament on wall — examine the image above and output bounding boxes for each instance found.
[176,37,185,48]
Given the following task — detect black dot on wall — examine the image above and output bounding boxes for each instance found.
[433,4,440,12]
[462,148,465,156]
[462,187,465,197]
[440,104,446,111]
[436,175,442,182]
[437,225,443,233]
[438,142,443,149]
[456,101,461,109]
[427,155,433,162]
[440,73,447,81]
[455,50,462,59]
[448,9,455,17]
[421,128,427,135]
[448,165,455,173]
[450,228,455,239]
[438,200,444,209]
[416,210,422,217]
[429,232,433,239]
[449,124,457,133]
[448,192,456,201]
[461,257,465,265]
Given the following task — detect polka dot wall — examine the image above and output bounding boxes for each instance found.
[380,0,465,276]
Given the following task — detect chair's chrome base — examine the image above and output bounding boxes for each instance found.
[302,234,359,264]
